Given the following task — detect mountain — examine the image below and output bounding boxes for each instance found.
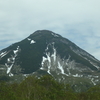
[0,30,100,92]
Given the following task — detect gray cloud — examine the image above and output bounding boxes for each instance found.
[0,0,100,59]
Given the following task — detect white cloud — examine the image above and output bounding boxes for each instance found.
[0,0,100,59]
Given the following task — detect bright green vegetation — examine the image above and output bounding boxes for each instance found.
[0,75,100,100]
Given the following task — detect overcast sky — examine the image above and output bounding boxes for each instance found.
[0,0,100,60]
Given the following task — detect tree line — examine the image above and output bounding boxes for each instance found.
[0,75,100,100]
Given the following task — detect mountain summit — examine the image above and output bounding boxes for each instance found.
[0,30,100,91]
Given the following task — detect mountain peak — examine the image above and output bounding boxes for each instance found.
[35,30,53,33]
[28,30,61,39]
[34,30,56,34]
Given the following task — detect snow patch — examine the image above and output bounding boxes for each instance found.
[5,63,13,74]
[47,65,51,74]
[9,73,14,77]
[41,56,47,67]
[91,78,96,85]
[51,32,59,37]
[41,44,55,74]
[58,62,65,74]
[51,47,56,62]
[95,79,99,82]
[41,48,51,74]
[12,57,15,61]
[27,38,31,41]
[89,61,100,70]
[73,74,83,77]
[7,58,10,62]
[23,74,29,78]
[45,45,49,51]
[0,68,5,70]
[27,38,36,44]
[46,52,51,74]
[0,51,8,58]
[40,43,72,76]
[13,46,19,55]
[94,76,99,78]
[30,40,36,44]
[13,50,19,55]
[5,46,20,76]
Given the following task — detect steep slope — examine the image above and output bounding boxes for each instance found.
[0,30,100,91]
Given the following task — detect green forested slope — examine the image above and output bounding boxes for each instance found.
[0,75,100,100]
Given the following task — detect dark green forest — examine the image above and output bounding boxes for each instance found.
[0,75,100,100]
